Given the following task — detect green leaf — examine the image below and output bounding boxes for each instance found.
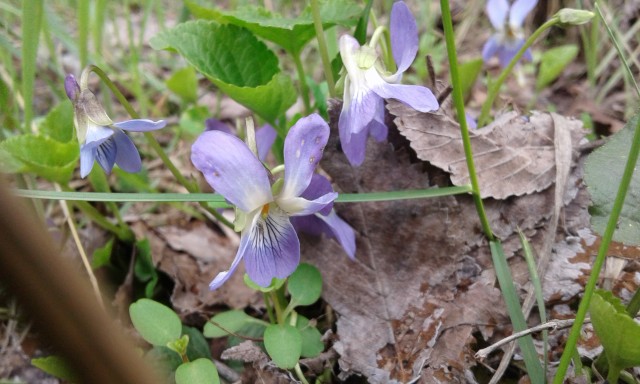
[40,100,74,142]
[31,355,79,382]
[175,358,220,384]
[179,105,210,137]
[585,111,640,245]
[536,44,579,91]
[185,0,360,54]
[458,58,483,99]
[243,273,286,292]
[0,134,79,183]
[129,299,182,346]
[167,66,198,103]
[203,310,267,338]
[288,263,322,306]
[167,334,190,357]
[91,237,114,269]
[294,315,324,358]
[151,21,296,123]
[183,326,212,360]
[590,290,640,372]
[263,324,302,369]
[134,238,159,298]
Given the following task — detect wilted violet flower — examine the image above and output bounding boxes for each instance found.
[65,75,166,178]
[482,0,538,68]
[339,1,438,166]
[191,114,338,289]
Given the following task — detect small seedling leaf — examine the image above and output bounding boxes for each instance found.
[295,315,324,358]
[203,310,254,338]
[264,324,302,369]
[175,358,220,384]
[288,263,322,306]
[129,299,182,346]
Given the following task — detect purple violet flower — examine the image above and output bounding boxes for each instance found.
[339,1,438,166]
[65,74,166,178]
[482,0,538,68]
[290,174,356,259]
[191,114,338,289]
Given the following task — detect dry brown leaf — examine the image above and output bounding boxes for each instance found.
[130,220,257,317]
[387,101,585,199]
[298,102,590,383]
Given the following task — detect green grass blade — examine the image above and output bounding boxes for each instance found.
[490,240,544,384]
[21,0,44,132]
[12,185,473,204]
[518,230,548,376]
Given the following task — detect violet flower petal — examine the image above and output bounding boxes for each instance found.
[191,131,272,212]
[79,146,96,178]
[279,192,338,217]
[486,0,510,30]
[84,125,115,146]
[95,138,117,175]
[390,1,419,74]
[209,230,251,290]
[256,124,277,161]
[113,129,142,173]
[482,35,500,63]
[300,174,334,215]
[509,0,538,28]
[372,82,438,113]
[281,114,330,200]
[243,208,300,287]
[341,125,369,166]
[344,81,381,136]
[205,118,232,134]
[316,211,356,259]
[112,119,166,132]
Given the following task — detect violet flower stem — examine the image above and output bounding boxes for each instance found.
[440,0,493,240]
[310,0,336,97]
[478,18,558,127]
[84,65,234,230]
[292,53,312,114]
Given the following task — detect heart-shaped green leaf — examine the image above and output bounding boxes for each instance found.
[31,355,78,382]
[151,21,295,123]
[129,299,182,346]
[590,290,640,374]
[175,358,220,384]
[264,324,302,369]
[40,100,74,142]
[585,110,640,245]
[0,134,79,183]
[186,0,360,54]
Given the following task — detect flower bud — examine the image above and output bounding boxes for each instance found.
[555,8,595,26]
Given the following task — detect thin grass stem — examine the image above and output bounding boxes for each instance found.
[478,18,558,127]
[292,52,312,114]
[439,0,493,240]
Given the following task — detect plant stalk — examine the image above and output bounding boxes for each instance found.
[310,0,336,97]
